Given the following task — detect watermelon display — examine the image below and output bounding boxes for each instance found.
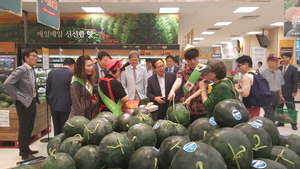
[40,152,76,169]
[12,165,36,169]
[158,136,190,169]
[251,159,287,169]
[278,134,300,157]
[73,145,105,169]
[46,133,66,155]
[188,117,219,141]
[59,134,83,157]
[83,118,113,145]
[95,111,117,130]
[128,146,159,169]
[248,116,280,145]
[167,103,190,126]
[127,123,157,150]
[269,146,300,169]
[213,99,250,127]
[170,142,227,169]
[63,116,90,138]
[99,132,135,168]
[132,107,151,116]
[129,113,155,127]
[116,113,133,132]
[202,127,253,169]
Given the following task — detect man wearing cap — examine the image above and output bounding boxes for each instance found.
[277,53,298,130]
[260,54,285,123]
[98,59,128,117]
[167,44,206,124]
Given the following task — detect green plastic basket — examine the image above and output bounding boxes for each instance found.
[275,102,298,124]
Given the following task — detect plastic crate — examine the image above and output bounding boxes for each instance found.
[275,102,298,124]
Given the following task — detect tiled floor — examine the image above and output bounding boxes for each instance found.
[1,105,300,169]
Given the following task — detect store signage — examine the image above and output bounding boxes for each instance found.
[284,0,300,36]
[221,43,239,60]
[252,46,266,65]
[0,110,10,127]
[37,0,60,30]
[211,54,222,58]
[0,0,22,16]
[0,42,16,53]
[42,47,50,70]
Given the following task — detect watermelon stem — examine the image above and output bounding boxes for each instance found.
[132,136,137,142]
[106,136,125,155]
[74,134,84,142]
[275,149,295,167]
[228,143,246,169]
[202,130,207,140]
[67,122,75,127]
[84,123,100,140]
[252,134,268,151]
[170,139,183,150]
[195,161,204,169]
[165,120,182,130]
[49,148,57,160]
[154,157,158,169]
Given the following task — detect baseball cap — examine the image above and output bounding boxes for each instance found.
[267,54,279,62]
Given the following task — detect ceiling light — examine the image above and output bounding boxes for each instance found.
[231,37,243,40]
[233,7,259,13]
[270,22,284,26]
[81,7,104,13]
[193,38,204,40]
[247,31,261,34]
[201,32,215,35]
[193,42,198,45]
[220,42,231,44]
[212,45,221,47]
[214,22,232,26]
[159,7,179,13]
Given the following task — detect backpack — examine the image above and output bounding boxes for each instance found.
[244,72,272,107]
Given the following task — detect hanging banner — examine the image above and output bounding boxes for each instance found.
[284,0,300,36]
[0,0,22,16]
[37,0,60,30]
[221,42,239,60]
[42,47,50,70]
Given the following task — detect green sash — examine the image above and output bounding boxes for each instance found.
[182,63,207,95]
[72,76,93,95]
[98,78,123,117]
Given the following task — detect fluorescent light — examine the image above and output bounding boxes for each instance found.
[81,7,104,13]
[159,7,179,13]
[233,7,259,13]
[193,42,198,45]
[220,42,231,44]
[247,31,261,35]
[193,38,204,40]
[214,22,232,26]
[201,32,215,35]
[212,45,221,47]
[231,37,243,40]
[270,22,284,26]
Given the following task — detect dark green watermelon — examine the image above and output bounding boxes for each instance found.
[153,120,188,148]
[278,134,300,157]
[234,122,272,158]
[73,145,105,169]
[63,116,90,138]
[248,116,280,145]
[95,111,117,131]
[129,113,154,127]
[59,134,83,157]
[158,136,190,169]
[83,118,113,145]
[167,103,190,126]
[46,133,66,155]
[269,146,300,169]
[40,152,76,169]
[116,113,133,132]
[99,132,135,168]
[213,99,249,127]
[132,107,151,116]
[251,158,287,169]
[170,142,227,169]
[12,165,36,169]
[127,123,157,150]
[188,117,219,141]
[202,127,253,169]
[128,146,159,169]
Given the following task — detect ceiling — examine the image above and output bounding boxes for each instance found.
[19,0,285,48]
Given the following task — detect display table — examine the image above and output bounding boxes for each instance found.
[125,105,159,121]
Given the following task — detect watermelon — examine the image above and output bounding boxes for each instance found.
[128,146,159,169]
[129,113,154,127]
[170,142,227,169]
[40,152,76,169]
[63,116,90,138]
[132,107,151,116]
[153,120,188,148]
[202,127,253,169]
[0,100,10,108]
[278,134,300,157]
[46,133,66,155]
[0,93,8,100]
[12,165,36,169]
[127,123,157,150]
[234,122,272,158]
[83,118,113,145]
[158,136,190,169]
[95,111,117,130]
[99,132,135,168]
[269,146,300,169]
[213,99,249,127]
[59,134,83,157]
[167,103,190,126]
[116,113,133,132]
[188,117,219,141]
[73,145,105,169]
[4,95,13,104]
[248,116,280,145]
[251,159,287,169]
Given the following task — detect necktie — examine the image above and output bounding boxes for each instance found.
[168,68,171,72]
[133,67,137,81]
[282,66,287,76]
[100,69,105,77]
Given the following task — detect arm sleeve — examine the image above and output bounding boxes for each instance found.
[70,82,84,116]
[292,67,298,93]
[121,71,128,94]
[3,67,24,101]
[146,78,156,102]
[203,85,232,111]
[111,80,127,101]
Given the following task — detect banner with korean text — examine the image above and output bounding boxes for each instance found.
[0,0,22,16]
[37,0,60,30]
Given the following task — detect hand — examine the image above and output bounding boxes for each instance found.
[183,97,191,105]
[292,93,297,97]
[280,96,285,103]
[235,83,241,90]
[168,91,175,101]
[199,79,208,90]
[155,96,166,104]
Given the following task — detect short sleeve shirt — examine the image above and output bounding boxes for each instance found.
[260,68,285,92]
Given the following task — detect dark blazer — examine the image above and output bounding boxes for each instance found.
[278,65,298,98]
[46,67,73,112]
[147,72,176,119]
[165,66,180,75]
[94,63,109,85]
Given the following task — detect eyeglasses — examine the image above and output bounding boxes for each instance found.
[30,55,38,58]
[237,64,243,68]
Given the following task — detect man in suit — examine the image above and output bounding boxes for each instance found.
[46,58,75,136]
[146,58,154,78]
[147,59,176,119]
[4,48,39,160]
[121,51,148,100]
[165,55,180,74]
[277,53,298,130]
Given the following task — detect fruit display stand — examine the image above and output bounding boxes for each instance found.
[0,101,51,148]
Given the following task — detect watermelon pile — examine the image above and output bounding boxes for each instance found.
[0,90,14,108]
[40,99,300,169]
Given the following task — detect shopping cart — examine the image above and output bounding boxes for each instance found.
[275,102,298,124]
